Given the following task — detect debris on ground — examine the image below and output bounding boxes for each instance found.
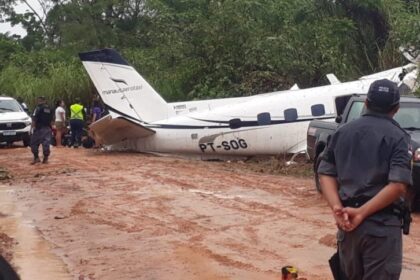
[0,167,11,180]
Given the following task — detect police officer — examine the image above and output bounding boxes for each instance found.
[31,96,53,164]
[318,79,412,279]
[69,97,85,148]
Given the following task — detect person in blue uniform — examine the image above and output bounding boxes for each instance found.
[31,96,53,164]
[318,79,412,279]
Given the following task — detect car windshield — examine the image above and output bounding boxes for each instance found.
[394,103,420,130]
[0,99,23,113]
[346,101,420,130]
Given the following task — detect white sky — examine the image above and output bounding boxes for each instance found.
[0,1,43,37]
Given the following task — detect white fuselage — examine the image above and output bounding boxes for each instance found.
[79,49,418,157]
[112,79,373,156]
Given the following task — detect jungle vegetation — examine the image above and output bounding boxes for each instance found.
[0,0,419,108]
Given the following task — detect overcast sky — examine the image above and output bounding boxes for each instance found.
[0,1,43,36]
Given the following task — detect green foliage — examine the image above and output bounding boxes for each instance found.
[0,0,418,103]
[0,50,90,108]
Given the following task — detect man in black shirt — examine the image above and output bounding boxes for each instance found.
[318,79,412,279]
[31,96,53,164]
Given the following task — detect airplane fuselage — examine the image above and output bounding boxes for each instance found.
[79,49,418,158]
[113,79,373,156]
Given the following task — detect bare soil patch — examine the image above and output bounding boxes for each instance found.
[0,145,419,280]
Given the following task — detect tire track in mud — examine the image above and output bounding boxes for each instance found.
[1,147,420,279]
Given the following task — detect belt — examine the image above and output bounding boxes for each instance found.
[341,196,401,216]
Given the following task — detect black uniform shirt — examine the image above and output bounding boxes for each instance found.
[32,104,53,128]
[318,110,412,224]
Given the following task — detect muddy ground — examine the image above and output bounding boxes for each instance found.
[0,146,420,280]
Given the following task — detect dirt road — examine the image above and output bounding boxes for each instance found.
[0,146,419,280]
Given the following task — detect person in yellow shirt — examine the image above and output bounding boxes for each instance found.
[69,97,85,148]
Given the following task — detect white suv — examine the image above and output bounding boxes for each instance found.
[0,96,32,146]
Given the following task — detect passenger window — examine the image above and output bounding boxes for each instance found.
[284,108,298,122]
[311,104,325,116]
[229,118,242,129]
[346,101,365,122]
[257,112,271,125]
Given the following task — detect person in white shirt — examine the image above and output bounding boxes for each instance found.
[55,100,66,147]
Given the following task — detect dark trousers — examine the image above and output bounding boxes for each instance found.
[31,126,51,158]
[338,220,402,280]
[70,119,84,147]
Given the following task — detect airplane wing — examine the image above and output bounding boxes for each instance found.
[89,113,155,145]
[359,64,414,82]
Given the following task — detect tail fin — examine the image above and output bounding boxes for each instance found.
[79,49,169,123]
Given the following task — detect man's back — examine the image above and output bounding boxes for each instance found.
[317,79,412,280]
[329,112,410,200]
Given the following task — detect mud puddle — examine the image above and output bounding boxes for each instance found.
[0,185,71,280]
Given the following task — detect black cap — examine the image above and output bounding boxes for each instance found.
[367,79,399,112]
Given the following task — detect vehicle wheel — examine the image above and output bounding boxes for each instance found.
[314,155,323,193]
[23,135,31,147]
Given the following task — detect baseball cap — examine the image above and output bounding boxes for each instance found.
[367,79,400,112]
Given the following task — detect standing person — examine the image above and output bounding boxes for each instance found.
[55,100,66,147]
[317,79,412,279]
[17,96,29,113]
[69,97,85,148]
[91,100,102,123]
[31,96,53,164]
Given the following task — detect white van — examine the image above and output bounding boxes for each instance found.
[0,96,32,146]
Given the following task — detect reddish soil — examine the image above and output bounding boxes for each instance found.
[0,146,419,279]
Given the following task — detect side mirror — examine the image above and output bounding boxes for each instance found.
[335,115,342,124]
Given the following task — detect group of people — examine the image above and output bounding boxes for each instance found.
[30,96,104,164]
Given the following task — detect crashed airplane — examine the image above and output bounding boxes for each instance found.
[79,49,418,158]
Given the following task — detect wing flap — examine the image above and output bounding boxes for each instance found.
[89,115,155,145]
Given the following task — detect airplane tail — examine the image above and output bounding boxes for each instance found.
[79,49,169,123]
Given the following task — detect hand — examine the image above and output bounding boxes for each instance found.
[342,207,366,231]
[332,205,350,231]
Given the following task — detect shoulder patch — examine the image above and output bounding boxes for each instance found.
[408,144,413,158]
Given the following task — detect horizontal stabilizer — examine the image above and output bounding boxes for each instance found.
[326,74,341,85]
[90,114,155,145]
[290,84,300,90]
